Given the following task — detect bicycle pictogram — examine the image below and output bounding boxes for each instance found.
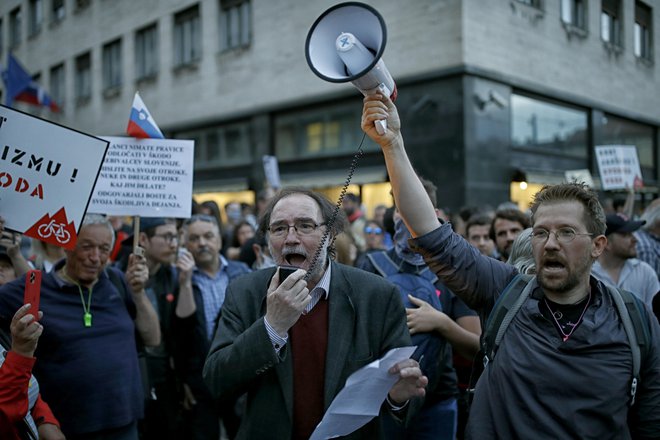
[37,219,71,244]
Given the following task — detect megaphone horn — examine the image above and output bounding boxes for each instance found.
[305,2,397,135]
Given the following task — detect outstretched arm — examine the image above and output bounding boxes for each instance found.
[361,93,440,238]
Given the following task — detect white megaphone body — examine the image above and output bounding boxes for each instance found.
[305,2,397,135]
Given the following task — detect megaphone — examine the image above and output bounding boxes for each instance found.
[305,2,397,135]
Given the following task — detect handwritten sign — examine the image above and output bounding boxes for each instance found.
[87,137,194,218]
[595,145,644,191]
[0,105,109,249]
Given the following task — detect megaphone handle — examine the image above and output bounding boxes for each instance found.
[374,119,387,135]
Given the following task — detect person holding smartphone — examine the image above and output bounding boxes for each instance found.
[0,304,64,440]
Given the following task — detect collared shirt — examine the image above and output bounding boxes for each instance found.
[265,262,332,353]
[192,255,231,340]
[635,229,660,278]
[592,259,660,308]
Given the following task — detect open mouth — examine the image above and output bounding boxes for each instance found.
[541,259,566,273]
[284,252,307,267]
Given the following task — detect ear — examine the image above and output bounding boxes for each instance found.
[138,232,149,247]
[591,234,607,259]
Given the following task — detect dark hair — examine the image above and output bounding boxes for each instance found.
[144,219,177,238]
[490,208,531,241]
[231,220,256,247]
[530,183,606,235]
[383,206,396,237]
[258,187,348,257]
[466,214,493,236]
[343,192,360,204]
[200,201,223,229]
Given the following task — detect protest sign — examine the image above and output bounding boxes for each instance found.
[595,145,644,191]
[262,155,281,189]
[87,137,194,218]
[0,105,109,249]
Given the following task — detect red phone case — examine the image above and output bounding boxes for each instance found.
[24,269,42,321]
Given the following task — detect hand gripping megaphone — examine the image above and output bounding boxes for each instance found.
[305,2,397,135]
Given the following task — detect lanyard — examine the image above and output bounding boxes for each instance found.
[77,284,93,327]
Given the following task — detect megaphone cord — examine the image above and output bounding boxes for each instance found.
[303,133,366,282]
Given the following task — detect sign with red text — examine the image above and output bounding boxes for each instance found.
[0,105,109,249]
[595,145,644,191]
[87,137,194,218]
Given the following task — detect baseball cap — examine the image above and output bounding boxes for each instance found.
[605,214,646,236]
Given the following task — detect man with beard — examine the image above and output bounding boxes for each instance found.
[175,214,250,440]
[592,214,659,308]
[490,208,529,261]
[203,188,427,439]
[361,92,660,439]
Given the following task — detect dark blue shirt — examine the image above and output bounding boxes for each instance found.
[0,261,143,436]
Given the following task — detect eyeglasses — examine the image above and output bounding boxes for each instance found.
[531,228,593,244]
[153,233,178,243]
[364,226,383,235]
[268,220,325,238]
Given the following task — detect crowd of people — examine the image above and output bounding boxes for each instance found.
[0,96,659,439]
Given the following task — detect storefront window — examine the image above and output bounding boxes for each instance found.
[601,114,656,184]
[511,94,588,158]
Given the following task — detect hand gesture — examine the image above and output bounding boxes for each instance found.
[0,216,22,255]
[176,248,195,285]
[387,358,428,405]
[264,268,310,336]
[406,294,447,335]
[126,253,149,295]
[10,303,44,358]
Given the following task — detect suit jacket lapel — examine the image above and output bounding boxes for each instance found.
[324,262,356,408]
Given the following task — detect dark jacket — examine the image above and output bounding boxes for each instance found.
[203,262,413,439]
[410,223,660,440]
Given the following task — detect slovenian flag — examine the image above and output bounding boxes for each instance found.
[126,92,164,139]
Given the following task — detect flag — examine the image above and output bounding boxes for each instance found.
[1,53,60,111]
[126,92,164,139]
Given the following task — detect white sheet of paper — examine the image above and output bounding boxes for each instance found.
[309,346,416,440]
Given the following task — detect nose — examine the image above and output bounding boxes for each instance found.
[543,231,561,250]
[284,226,301,243]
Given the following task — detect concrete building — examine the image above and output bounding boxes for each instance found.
[1,0,658,219]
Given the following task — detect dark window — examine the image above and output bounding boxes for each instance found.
[219,0,251,51]
[601,0,621,46]
[10,7,22,48]
[561,0,586,29]
[102,39,122,90]
[52,0,65,22]
[75,52,91,102]
[29,0,43,36]
[174,5,201,66]
[49,63,65,109]
[135,24,159,80]
[634,2,653,60]
[601,114,656,184]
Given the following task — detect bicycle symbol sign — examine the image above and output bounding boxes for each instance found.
[37,219,71,244]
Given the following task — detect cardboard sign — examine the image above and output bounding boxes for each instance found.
[0,105,109,249]
[263,155,281,189]
[595,145,644,191]
[87,137,194,218]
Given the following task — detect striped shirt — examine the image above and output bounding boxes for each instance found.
[192,255,231,340]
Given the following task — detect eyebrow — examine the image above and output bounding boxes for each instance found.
[270,217,318,224]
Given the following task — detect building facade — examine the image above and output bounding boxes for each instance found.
[1,0,658,215]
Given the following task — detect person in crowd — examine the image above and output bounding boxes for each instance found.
[465,214,498,258]
[342,192,367,253]
[226,220,256,261]
[592,214,659,308]
[122,217,192,440]
[174,214,251,440]
[635,199,660,277]
[359,189,480,439]
[255,187,277,220]
[237,232,276,270]
[355,219,389,268]
[1,304,64,440]
[223,201,244,250]
[203,187,427,439]
[489,208,530,261]
[108,216,132,263]
[29,239,66,273]
[506,228,535,274]
[373,204,389,227]
[198,200,224,237]
[361,91,660,439]
[0,219,31,278]
[0,214,160,439]
[0,251,18,286]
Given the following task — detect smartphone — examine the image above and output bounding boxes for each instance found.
[278,265,298,284]
[24,269,42,321]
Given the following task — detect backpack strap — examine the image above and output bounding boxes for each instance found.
[605,284,651,406]
[366,251,400,278]
[482,273,534,368]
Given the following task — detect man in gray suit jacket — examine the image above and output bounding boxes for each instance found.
[204,188,427,439]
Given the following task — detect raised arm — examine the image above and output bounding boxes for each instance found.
[361,93,440,237]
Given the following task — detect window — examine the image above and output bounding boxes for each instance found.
[516,0,542,7]
[561,0,586,29]
[601,115,656,184]
[75,52,91,103]
[75,0,91,12]
[102,39,122,91]
[634,2,652,60]
[219,0,251,51]
[51,0,65,22]
[174,5,201,66]
[9,7,22,48]
[511,94,588,158]
[275,103,377,160]
[601,0,621,46]
[49,63,65,109]
[29,0,43,36]
[175,123,252,168]
[135,24,159,80]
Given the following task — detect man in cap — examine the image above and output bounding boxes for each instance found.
[592,214,659,308]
